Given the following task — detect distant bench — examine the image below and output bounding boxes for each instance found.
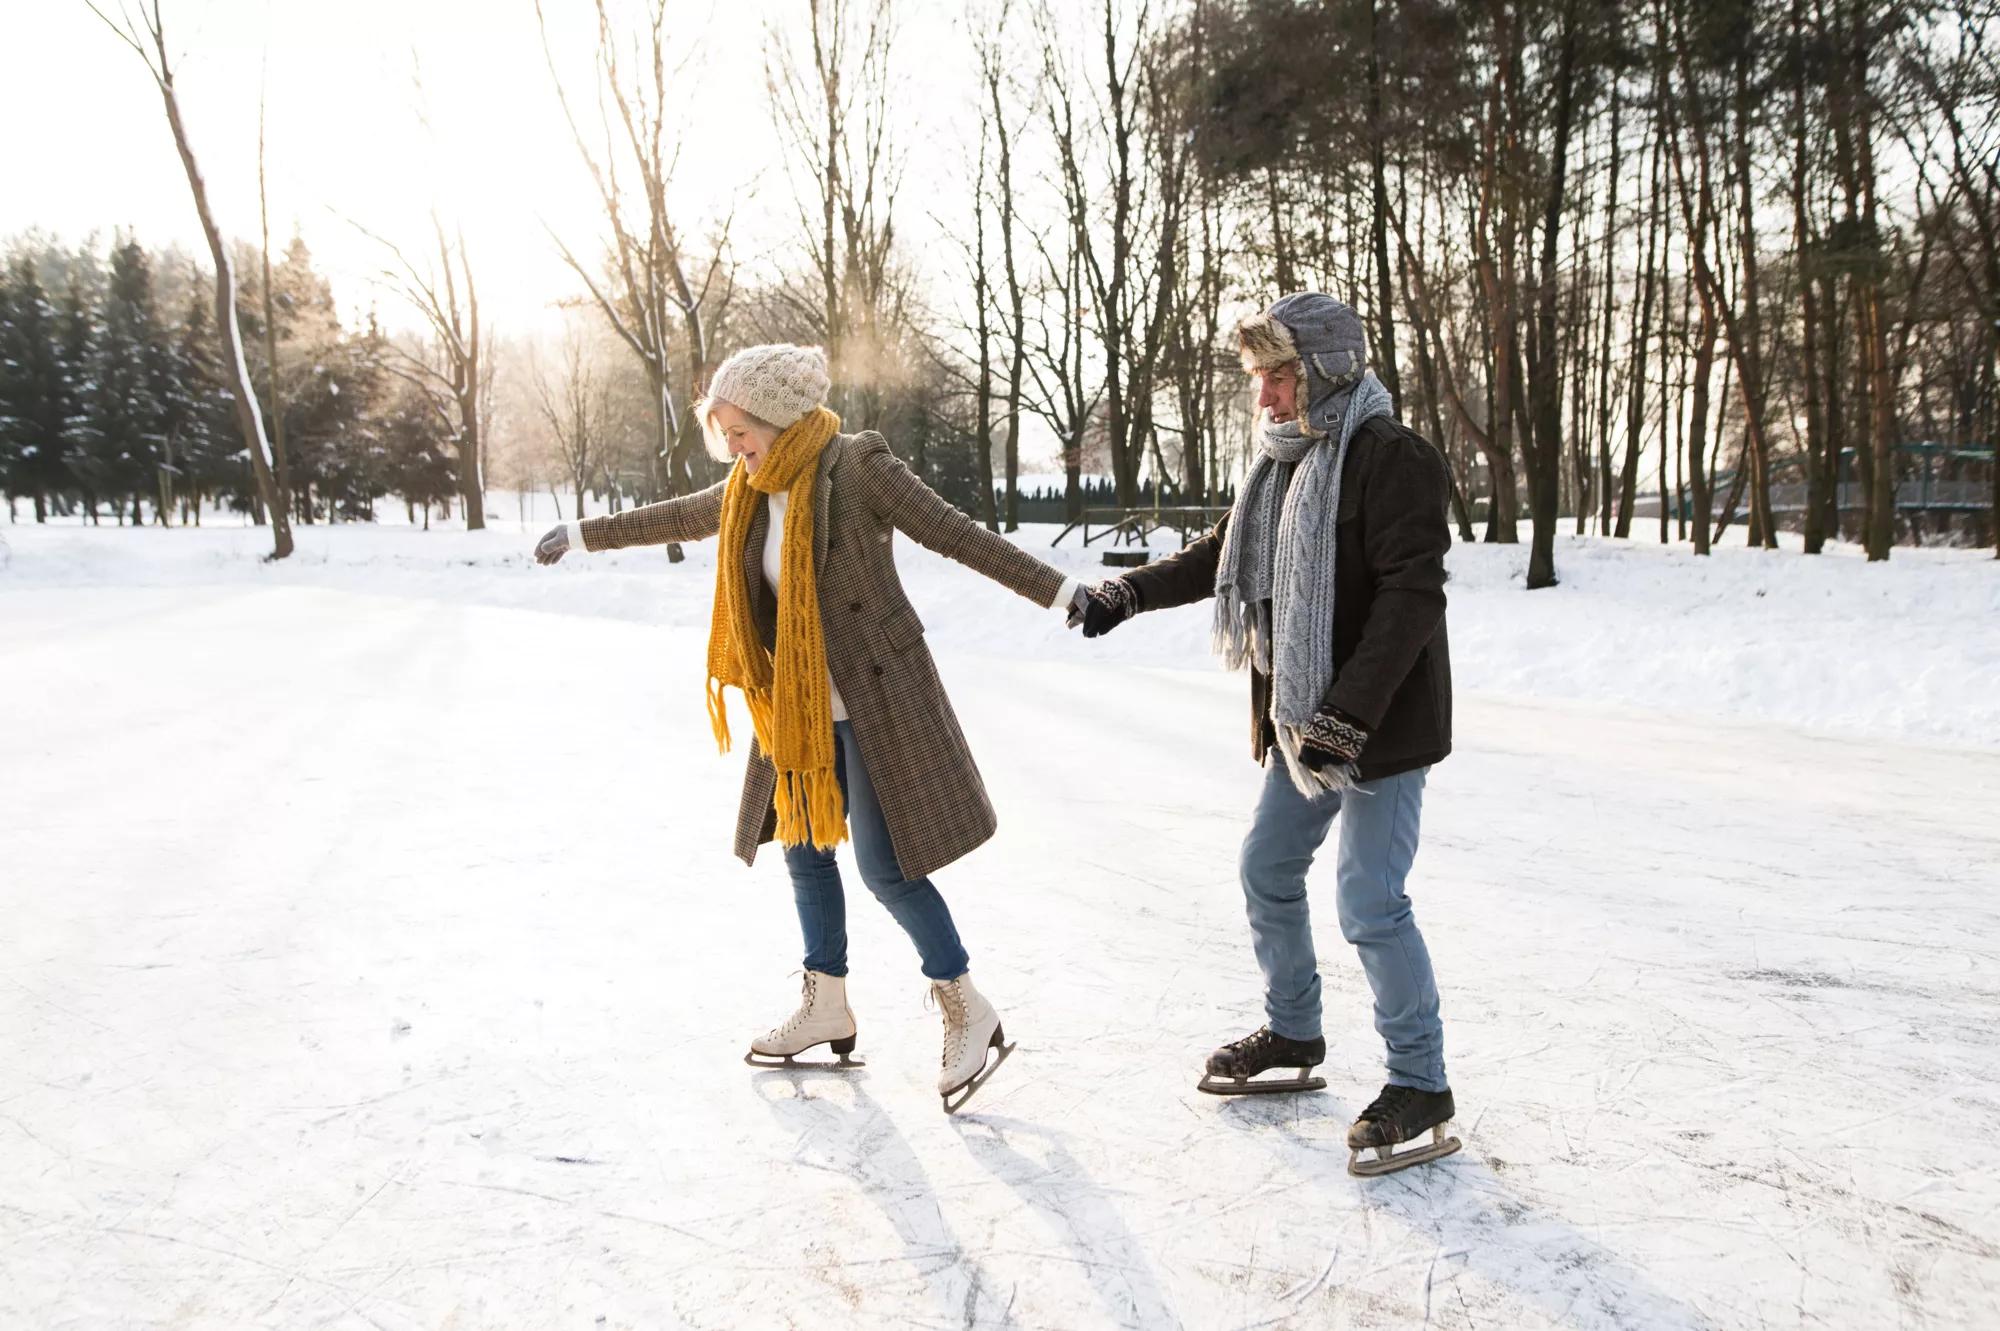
[1051,506,1230,566]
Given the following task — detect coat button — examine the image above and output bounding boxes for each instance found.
[872,665,884,677]
[850,601,862,612]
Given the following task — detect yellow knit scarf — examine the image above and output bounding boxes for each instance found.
[706,406,846,850]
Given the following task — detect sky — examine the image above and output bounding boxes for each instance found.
[1,0,985,339]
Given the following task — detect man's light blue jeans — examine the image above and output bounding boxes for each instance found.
[1238,760,1447,1092]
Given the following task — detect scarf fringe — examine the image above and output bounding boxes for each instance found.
[1274,723,1359,798]
[1212,591,1272,675]
[707,676,733,753]
[704,406,849,851]
[772,765,847,851]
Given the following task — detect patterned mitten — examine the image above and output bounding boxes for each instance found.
[1072,578,1140,638]
[1299,709,1369,771]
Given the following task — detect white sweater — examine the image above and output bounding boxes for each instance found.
[764,492,849,722]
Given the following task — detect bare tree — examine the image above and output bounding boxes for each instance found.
[353,215,486,531]
[88,0,291,558]
[965,98,1000,530]
[1087,0,1152,507]
[768,0,905,421]
[256,86,296,528]
[539,0,733,563]
[532,331,604,522]
[983,2,1032,530]
[1900,0,2000,555]
[1023,25,1103,523]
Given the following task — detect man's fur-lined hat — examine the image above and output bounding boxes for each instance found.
[1234,292,1369,433]
[1235,309,1301,374]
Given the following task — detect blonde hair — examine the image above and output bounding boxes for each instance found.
[694,392,781,464]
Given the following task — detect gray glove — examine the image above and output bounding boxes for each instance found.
[533,525,571,565]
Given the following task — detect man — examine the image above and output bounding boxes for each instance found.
[1071,293,1459,1177]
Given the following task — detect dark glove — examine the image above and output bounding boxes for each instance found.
[1067,578,1139,638]
[1299,709,1369,771]
[533,524,571,565]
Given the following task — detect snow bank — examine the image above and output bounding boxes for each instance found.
[4,516,1995,748]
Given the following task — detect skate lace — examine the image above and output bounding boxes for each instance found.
[1227,1027,1278,1056]
[928,981,968,1068]
[769,971,816,1040]
[1361,1084,1418,1123]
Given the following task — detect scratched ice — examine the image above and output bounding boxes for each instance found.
[2,514,1995,1329]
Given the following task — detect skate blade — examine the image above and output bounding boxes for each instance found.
[1196,1071,1327,1096]
[941,1032,1015,1115]
[744,1044,864,1070]
[1347,1125,1462,1177]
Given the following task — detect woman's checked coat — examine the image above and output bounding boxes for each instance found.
[577,431,1068,881]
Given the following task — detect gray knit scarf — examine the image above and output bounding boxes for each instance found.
[1213,370,1394,795]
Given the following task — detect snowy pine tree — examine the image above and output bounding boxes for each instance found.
[158,283,235,523]
[381,381,456,527]
[54,271,108,523]
[91,239,171,524]
[0,256,74,521]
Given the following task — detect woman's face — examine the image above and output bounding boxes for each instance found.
[713,400,781,473]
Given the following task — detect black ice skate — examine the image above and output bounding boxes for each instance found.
[1346,1083,1462,1177]
[1196,1027,1327,1096]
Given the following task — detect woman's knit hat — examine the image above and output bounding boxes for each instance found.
[705,343,831,431]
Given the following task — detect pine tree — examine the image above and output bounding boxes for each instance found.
[159,282,234,523]
[0,255,74,521]
[381,382,456,527]
[55,272,107,523]
[93,239,170,523]
[0,260,20,518]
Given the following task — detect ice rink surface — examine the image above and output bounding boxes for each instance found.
[4,523,1997,1328]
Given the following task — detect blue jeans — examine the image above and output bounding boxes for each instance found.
[1238,760,1447,1092]
[783,721,971,982]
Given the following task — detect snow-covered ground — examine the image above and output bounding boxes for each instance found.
[3,519,1998,1329]
[5,508,1996,748]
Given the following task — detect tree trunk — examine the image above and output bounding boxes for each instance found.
[1524,0,1580,588]
[973,134,998,532]
[257,108,293,544]
[1858,280,1896,558]
[994,68,1027,532]
[149,55,289,556]
[1366,0,1401,402]
[1793,0,1829,554]
[1728,41,1777,548]
[1618,114,1663,539]
[1595,73,1624,536]
[648,368,684,563]
[1685,291,1718,553]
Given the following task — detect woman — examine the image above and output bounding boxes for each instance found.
[533,343,1078,1112]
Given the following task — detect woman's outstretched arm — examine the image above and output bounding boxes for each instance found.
[848,432,1077,610]
[534,480,728,562]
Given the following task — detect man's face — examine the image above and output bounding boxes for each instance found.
[1256,363,1301,424]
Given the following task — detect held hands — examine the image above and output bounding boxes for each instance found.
[1299,709,1369,772]
[533,525,570,565]
[1066,578,1139,638]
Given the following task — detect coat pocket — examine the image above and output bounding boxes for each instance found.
[877,602,925,653]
